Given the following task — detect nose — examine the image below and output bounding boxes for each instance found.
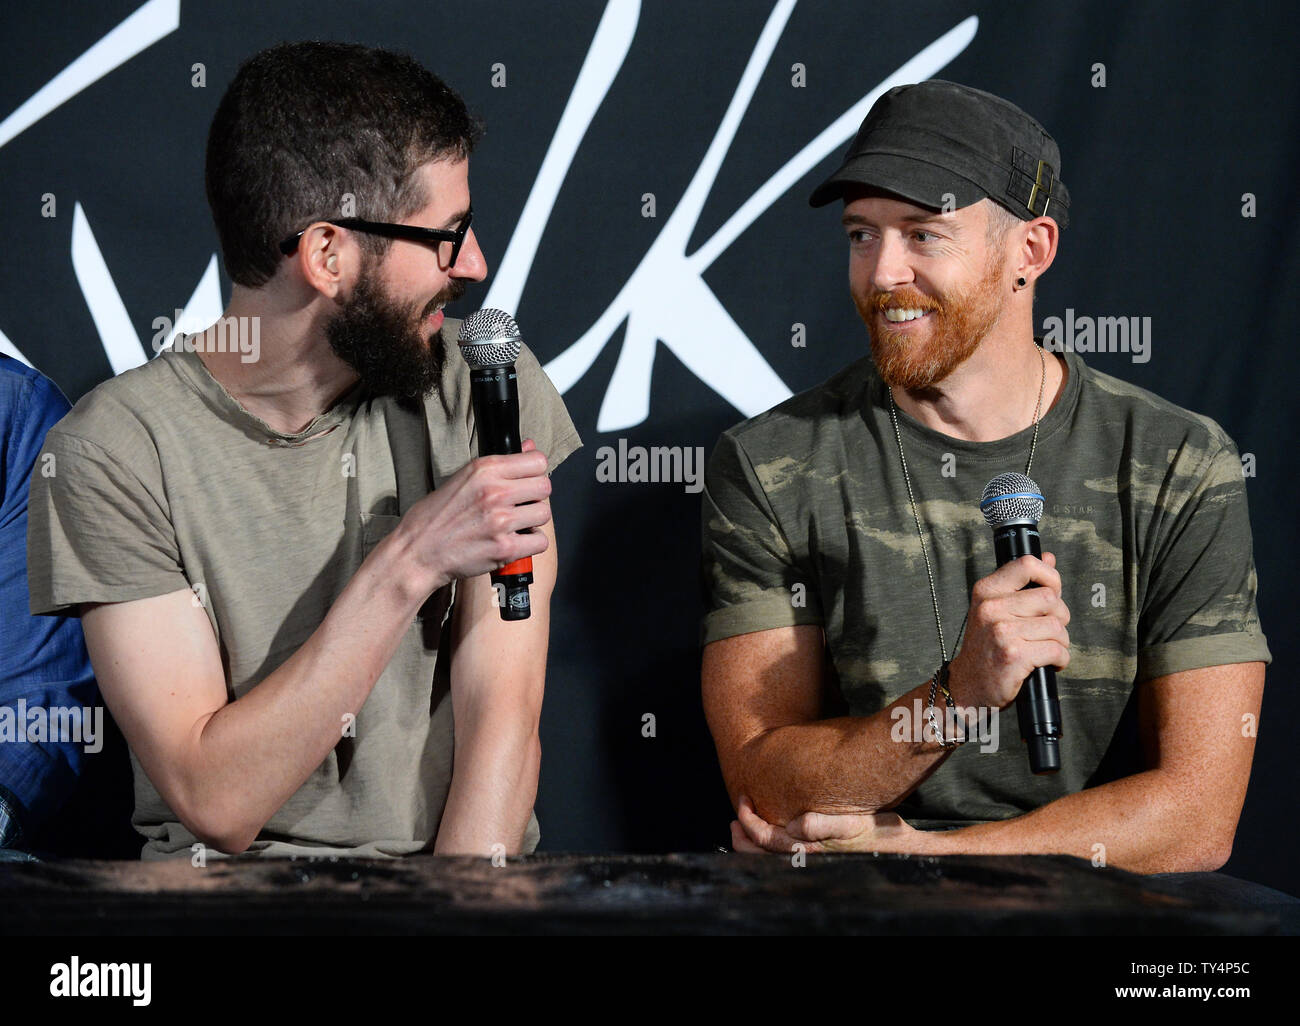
[871,229,913,292]
[451,227,488,283]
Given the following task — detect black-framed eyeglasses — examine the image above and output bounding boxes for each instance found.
[278,207,473,267]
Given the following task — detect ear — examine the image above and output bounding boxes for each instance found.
[287,223,356,298]
[1014,216,1059,289]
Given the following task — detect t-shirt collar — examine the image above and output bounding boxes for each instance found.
[165,346,365,446]
[870,342,1082,461]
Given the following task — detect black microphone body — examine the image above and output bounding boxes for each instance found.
[459,311,533,621]
[469,363,524,457]
[469,363,533,620]
[991,522,1062,774]
[980,472,1062,775]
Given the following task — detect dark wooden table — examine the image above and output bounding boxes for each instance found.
[0,852,1284,934]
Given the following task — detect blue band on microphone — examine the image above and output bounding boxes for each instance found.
[979,490,1044,510]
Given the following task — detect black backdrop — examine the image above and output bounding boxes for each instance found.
[2,0,1296,895]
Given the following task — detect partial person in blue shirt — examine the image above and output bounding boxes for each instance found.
[0,354,133,857]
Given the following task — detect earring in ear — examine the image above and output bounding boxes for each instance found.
[1015,276,1027,289]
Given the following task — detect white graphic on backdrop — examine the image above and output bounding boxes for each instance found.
[485,0,638,316]
[0,0,181,370]
[0,0,179,149]
[71,204,148,375]
[0,326,30,367]
[0,0,976,427]
[70,204,223,373]
[490,2,978,429]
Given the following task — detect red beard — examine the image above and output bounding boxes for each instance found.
[856,254,1005,390]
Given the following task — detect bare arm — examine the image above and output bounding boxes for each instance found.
[435,516,556,855]
[82,448,554,854]
[705,552,1072,826]
[82,535,428,854]
[735,661,1264,874]
[702,624,954,824]
[918,661,1265,873]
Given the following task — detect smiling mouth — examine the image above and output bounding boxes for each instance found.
[881,307,933,323]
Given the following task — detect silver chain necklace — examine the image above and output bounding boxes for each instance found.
[887,343,1046,666]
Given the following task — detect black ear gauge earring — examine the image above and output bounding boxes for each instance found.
[1015,276,1027,288]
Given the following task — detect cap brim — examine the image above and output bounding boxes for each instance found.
[809,151,988,210]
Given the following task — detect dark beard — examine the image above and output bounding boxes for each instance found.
[856,252,1004,390]
[325,269,465,406]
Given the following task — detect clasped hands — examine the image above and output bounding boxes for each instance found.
[728,795,934,855]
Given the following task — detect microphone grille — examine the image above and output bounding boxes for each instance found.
[458,308,522,367]
[980,472,1045,527]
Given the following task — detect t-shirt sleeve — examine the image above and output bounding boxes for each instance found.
[700,429,823,645]
[503,342,582,475]
[27,430,188,616]
[1136,430,1271,680]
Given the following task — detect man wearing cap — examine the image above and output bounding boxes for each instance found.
[700,81,1269,873]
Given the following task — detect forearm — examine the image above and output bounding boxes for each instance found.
[923,769,1231,873]
[181,530,431,849]
[435,532,554,856]
[435,708,541,854]
[740,678,956,823]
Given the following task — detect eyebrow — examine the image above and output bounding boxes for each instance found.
[841,210,952,229]
[440,207,471,230]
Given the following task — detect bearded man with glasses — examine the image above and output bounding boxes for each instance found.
[27,41,581,860]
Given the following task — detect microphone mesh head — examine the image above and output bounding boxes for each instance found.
[458,308,522,367]
[980,472,1045,527]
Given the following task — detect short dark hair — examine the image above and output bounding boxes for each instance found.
[205,41,482,287]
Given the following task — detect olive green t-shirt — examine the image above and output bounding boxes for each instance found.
[27,321,581,859]
[701,345,1270,829]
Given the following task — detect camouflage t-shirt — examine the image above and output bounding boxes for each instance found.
[701,344,1271,829]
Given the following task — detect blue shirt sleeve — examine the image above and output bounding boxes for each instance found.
[0,356,99,846]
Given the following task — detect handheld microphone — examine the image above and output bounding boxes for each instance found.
[458,309,532,621]
[979,472,1062,774]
